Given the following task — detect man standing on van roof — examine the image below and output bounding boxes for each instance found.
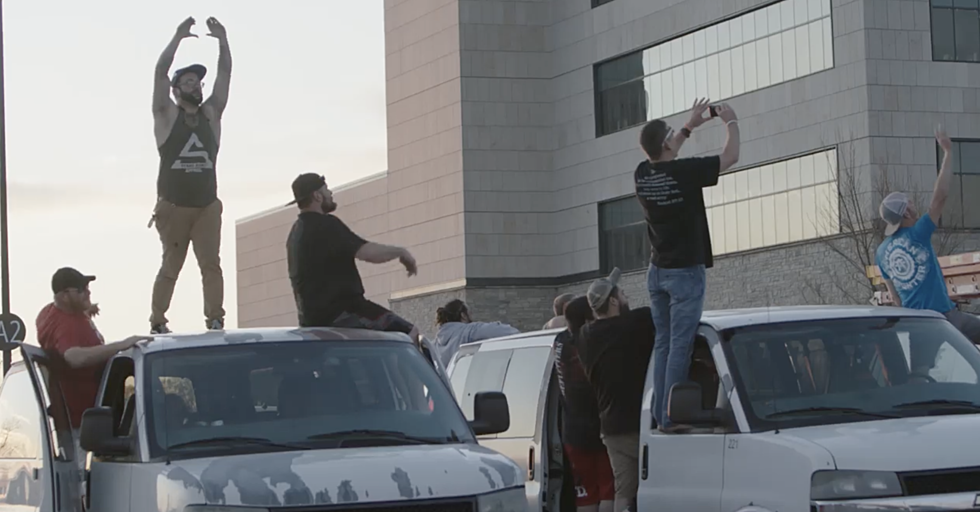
[635,100,740,430]
[149,16,232,334]
[876,126,980,344]
[285,173,421,343]
[577,268,655,512]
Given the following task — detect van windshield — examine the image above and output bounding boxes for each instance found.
[724,316,980,430]
[142,340,474,460]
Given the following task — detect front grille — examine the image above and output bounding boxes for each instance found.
[899,466,980,496]
[272,497,475,512]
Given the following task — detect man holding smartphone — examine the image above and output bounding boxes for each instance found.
[634,99,741,431]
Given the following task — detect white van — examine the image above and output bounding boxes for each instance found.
[447,329,571,512]
[0,327,528,511]
[448,305,980,512]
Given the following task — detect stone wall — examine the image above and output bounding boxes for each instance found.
[393,230,980,338]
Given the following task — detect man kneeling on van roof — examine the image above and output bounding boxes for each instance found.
[577,268,653,512]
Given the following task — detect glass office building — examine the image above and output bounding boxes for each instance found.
[236,0,980,333]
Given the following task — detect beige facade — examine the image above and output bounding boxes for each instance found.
[237,0,980,336]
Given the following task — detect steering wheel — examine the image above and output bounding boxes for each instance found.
[907,372,937,384]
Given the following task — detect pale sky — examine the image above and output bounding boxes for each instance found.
[6,1,388,343]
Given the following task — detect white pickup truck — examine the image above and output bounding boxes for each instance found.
[0,326,528,512]
[448,305,980,512]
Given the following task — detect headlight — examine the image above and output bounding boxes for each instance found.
[184,506,270,512]
[810,470,902,500]
[477,487,528,512]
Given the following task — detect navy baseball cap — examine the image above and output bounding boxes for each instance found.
[51,267,95,294]
[171,64,207,86]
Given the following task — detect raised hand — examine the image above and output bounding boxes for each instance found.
[687,98,712,128]
[175,16,198,39]
[399,249,418,277]
[714,103,738,123]
[206,17,228,40]
[936,124,952,152]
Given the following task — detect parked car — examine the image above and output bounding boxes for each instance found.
[0,327,527,512]
[448,305,980,512]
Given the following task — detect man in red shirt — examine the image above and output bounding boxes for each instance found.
[35,268,151,468]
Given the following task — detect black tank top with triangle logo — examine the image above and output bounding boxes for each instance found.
[157,108,219,207]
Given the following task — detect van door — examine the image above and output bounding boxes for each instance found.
[19,345,81,511]
[0,362,49,510]
[637,330,725,512]
[449,344,554,511]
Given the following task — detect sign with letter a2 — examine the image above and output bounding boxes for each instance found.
[0,313,26,344]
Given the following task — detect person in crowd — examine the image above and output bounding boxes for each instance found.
[554,296,614,512]
[544,292,576,329]
[635,99,740,430]
[578,268,655,512]
[148,16,233,334]
[285,173,421,343]
[36,268,152,484]
[877,126,980,344]
[433,299,519,367]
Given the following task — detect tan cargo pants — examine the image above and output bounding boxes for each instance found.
[150,198,225,325]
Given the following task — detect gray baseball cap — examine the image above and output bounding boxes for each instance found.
[879,192,910,236]
[587,267,621,311]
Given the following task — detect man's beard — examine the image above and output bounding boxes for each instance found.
[179,90,203,106]
[322,199,337,213]
[619,302,631,315]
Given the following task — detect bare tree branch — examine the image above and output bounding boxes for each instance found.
[807,129,967,305]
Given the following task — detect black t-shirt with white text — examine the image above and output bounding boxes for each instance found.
[634,156,721,268]
[286,212,368,327]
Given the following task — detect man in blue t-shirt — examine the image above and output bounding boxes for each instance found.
[875,126,980,344]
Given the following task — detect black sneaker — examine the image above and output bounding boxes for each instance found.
[207,318,224,330]
[151,323,171,335]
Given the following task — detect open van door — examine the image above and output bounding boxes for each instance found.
[19,344,83,511]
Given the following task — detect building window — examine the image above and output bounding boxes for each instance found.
[594,0,834,137]
[936,139,980,228]
[593,0,615,7]
[599,196,650,273]
[598,149,840,270]
[707,148,840,254]
[931,0,980,62]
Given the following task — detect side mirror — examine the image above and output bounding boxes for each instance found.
[79,407,130,456]
[469,391,510,436]
[667,381,722,427]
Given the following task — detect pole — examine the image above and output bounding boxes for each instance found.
[0,0,12,375]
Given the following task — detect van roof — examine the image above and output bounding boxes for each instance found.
[135,326,414,355]
[464,305,946,351]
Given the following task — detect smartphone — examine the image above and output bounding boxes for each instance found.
[709,105,719,117]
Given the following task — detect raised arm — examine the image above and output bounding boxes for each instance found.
[929,126,953,223]
[204,17,232,115]
[356,242,418,276]
[715,103,741,172]
[671,98,712,154]
[154,17,197,114]
[63,336,152,369]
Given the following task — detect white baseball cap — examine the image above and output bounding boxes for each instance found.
[880,192,910,236]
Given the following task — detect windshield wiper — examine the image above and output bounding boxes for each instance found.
[891,399,980,412]
[764,406,899,420]
[166,436,310,451]
[307,429,449,445]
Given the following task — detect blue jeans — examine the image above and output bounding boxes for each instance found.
[648,263,706,428]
